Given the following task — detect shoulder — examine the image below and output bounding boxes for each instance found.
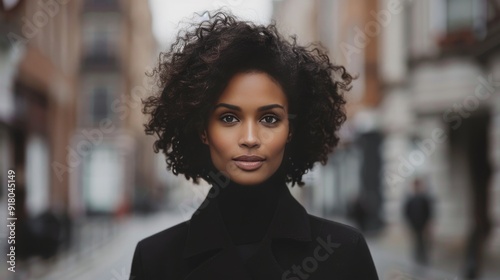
[307,214,379,278]
[131,221,190,279]
[307,214,365,246]
[137,220,189,252]
[133,220,189,266]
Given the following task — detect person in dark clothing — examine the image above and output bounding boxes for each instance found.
[404,178,433,265]
[348,194,370,231]
[130,10,378,279]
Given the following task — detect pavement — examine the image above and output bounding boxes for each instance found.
[365,223,500,280]
[1,211,186,280]
[2,211,499,280]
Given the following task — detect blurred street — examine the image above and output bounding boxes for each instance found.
[367,224,500,280]
[2,211,185,280]
[2,210,499,280]
[1,0,500,279]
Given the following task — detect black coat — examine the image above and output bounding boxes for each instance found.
[129,183,379,279]
[404,193,433,231]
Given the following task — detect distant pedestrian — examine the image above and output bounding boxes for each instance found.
[348,194,369,231]
[404,178,433,265]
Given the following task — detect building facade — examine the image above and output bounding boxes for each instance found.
[0,1,157,274]
[273,0,385,231]
[273,0,500,275]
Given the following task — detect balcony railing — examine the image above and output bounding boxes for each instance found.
[83,0,120,12]
[81,52,120,72]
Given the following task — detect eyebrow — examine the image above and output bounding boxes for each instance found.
[213,103,285,112]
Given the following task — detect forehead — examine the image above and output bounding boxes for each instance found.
[216,72,288,107]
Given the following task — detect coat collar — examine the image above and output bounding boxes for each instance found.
[182,180,312,260]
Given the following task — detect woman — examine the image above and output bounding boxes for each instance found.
[130,10,379,280]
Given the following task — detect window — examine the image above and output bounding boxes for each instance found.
[487,0,500,25]
[83,145,123,214]
[91,31,110,58]
[446,0,486,36]
[91,86,110,123]
[447,0,475,32]
[437,0,486,48]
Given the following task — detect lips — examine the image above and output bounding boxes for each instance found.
[232,155,265,171]
[233,155,265,161]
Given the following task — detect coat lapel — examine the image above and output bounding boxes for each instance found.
[181,190,231,260]
[183,245,254,280]
[183,232,286,280]
[244,237,288,279]
[182,181,312,280]
[268,183,312,242]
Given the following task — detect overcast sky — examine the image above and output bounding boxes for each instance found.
[148,0,274,48]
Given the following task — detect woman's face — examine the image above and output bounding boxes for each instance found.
[201,72,291,186]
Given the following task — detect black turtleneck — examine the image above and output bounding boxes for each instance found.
[215,169,287,249]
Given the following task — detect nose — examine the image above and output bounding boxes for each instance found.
[239,120,260,148]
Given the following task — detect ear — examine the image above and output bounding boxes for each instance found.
[287,132,292,143]
[200,130,208,145]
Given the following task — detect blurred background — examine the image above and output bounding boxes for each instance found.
[0,0,499,279]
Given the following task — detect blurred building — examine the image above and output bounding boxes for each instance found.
[274,0,500,277]
[273,0,385,231]
[72,0,157,218]
[1,0,82,223]
[384,0,500,277]
[0,0,157,269]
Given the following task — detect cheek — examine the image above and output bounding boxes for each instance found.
[263,128,289,156]
[207,125,233,156]
[258,120,289,143]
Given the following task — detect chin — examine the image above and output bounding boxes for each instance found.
[230,173,270,186]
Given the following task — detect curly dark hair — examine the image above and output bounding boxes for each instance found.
[142,10,353,187]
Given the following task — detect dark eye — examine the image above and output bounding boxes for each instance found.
[220,114,238,123]
[261,115,279,124]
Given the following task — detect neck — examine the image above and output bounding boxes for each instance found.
[219,168,285,192]
[215,170,287,245]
